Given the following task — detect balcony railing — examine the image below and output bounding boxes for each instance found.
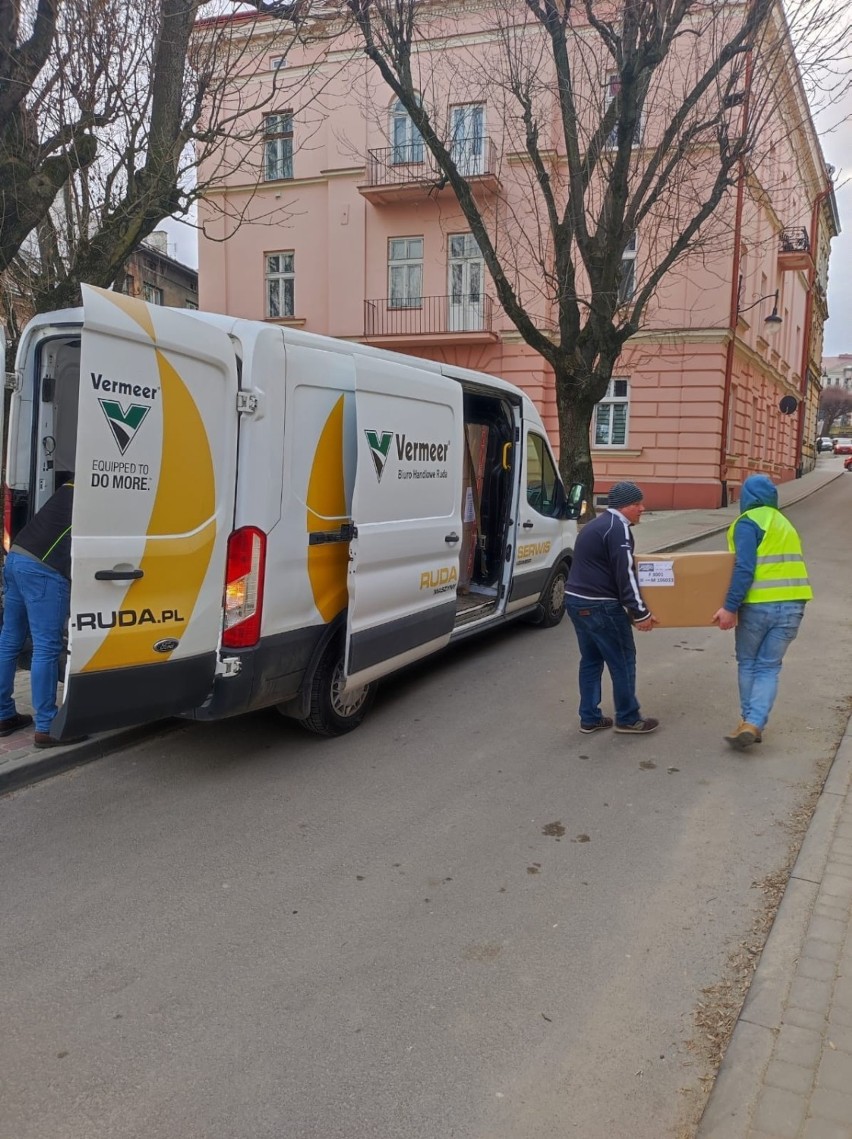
[779,227,810,254]
[363,136,498,188]
[365,294,494,338]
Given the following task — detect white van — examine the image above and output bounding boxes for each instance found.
[4,286,584,738]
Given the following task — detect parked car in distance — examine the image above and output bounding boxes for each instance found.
[844,455,852,472]
[817,437,835,452]
[833,438,852,455]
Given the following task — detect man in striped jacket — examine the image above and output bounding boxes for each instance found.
[713,474,812,750]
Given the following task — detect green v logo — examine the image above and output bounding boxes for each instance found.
[364,429,393,482]
[99,399,151,454]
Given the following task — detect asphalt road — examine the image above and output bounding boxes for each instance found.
[2,476,851,1139]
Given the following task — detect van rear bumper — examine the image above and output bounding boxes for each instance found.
[188,626,326,722]
[51,655,217,739]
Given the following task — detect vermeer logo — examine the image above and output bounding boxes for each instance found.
[98,400,150,455]
[364,429,393,482]
[91,372,158,455]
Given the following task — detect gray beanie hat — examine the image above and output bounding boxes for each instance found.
[607,481,644,508]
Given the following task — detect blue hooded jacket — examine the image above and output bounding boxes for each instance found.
[723,474,778,611]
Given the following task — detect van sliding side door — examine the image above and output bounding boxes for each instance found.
[51,285,239,739]
[345,357,463,689]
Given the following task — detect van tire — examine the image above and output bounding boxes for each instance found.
[527,561,569,628]
[302,640,376,737]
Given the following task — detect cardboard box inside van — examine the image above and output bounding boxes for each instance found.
[636,551,735,628]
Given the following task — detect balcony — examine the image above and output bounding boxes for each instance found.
[363,294,497,346]
[358,137,500,204]
[778,227,813,273]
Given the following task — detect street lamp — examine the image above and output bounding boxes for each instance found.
[736,276,782,335]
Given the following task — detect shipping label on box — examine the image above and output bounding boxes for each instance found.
[635,551,735,628]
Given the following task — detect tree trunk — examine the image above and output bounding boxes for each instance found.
[554,363,597,496]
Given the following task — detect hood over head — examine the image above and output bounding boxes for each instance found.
[740,474,778,512]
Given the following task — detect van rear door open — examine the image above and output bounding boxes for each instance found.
[345,357,463,689]
[51,286,238,738]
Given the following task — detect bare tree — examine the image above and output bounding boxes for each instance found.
[333,0,849,491]
[1,0,323,345]
[818,386,852,435]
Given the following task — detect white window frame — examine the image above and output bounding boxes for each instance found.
[269,55,287,70]
[593,378,630,447]
[388,237,423,310]
[390,98,424,165]
[618,233,637,304]
[449,102,486,175]
[605,74,641,149]
[265,251,295,319]
[264,112,293,181]
[142,282,163,305]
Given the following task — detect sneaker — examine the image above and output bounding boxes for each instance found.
[0,712,33,737]
[579,717,614,734]
[724,723,760,750]
[614,718,660,734]
[33,731,89,750]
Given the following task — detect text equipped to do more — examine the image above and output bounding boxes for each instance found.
[90,458,152,492]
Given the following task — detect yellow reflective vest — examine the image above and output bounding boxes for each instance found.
[726,506,813,604]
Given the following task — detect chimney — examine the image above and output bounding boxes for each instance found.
[144,231,169,255]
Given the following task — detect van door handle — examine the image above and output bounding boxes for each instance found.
[94,569,144,581]
[522,520,535,529]
[444,532,460,544]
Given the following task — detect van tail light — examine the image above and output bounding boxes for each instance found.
[3,485,12,552]
[222,527,266,648]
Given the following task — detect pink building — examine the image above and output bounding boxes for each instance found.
[198,5,838,509]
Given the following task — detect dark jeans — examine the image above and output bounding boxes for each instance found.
[564,597,640,726]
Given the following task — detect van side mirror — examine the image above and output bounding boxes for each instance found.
[562,482,587,520]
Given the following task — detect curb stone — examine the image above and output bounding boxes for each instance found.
[694,717,852,1136]
[0,719,183,795]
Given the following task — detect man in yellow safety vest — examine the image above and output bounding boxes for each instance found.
[712,473,812,750]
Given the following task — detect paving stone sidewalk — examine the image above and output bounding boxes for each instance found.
[696,717,852,1139]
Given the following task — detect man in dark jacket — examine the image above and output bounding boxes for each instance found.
[564,481,660,735]
[0,481,79,748]
[712,474,811,750]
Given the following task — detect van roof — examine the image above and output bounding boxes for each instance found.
[25,304,527,404]
[191,311,526,402]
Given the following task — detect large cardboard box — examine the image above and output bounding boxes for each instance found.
[635,551,735,628]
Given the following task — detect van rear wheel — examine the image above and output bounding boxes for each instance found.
[302,641,376,737]
[527,562,568,628]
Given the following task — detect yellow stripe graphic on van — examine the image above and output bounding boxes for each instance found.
[95,289,156,341]
[82,349,216,670]
[307,395,349,622]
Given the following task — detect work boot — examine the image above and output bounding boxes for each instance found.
[724,722,761,750]
[0,712,33,737]
[614,718,659,734]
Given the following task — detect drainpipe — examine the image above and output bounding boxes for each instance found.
[718,50,753,509]
[794,184,832,475]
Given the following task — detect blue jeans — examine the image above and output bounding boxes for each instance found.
[734,601,805,730]
[0,552,70,733]
[564,598,641,726]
